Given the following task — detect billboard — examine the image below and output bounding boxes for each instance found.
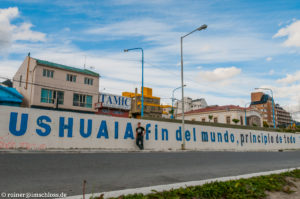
[98,93,131,110]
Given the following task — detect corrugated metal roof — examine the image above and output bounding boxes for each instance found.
[0,85,23,103]
[35,58,100,77]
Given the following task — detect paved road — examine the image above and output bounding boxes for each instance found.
[0,151,300,197]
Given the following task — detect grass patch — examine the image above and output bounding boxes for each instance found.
[91,169,300,199]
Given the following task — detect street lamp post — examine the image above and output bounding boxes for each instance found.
[244,102,251,126]
[255,88,276,128]
[171,85,186,119]
[181,24,207,150]
[124,48,144,118]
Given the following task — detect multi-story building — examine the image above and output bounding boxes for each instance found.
[176,105,262,127]
[122,87,162,118]
[13,55,100,112]
[175,97,207,115]
[250,92,277,127]
[275,104,292,127]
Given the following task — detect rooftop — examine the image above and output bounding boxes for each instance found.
[178,105,253,116]
[35,58,100,77]
[0,85,23,103]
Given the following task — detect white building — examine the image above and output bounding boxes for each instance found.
[161,105,172,119]
[175,97,207,115]
[176,105,262,127]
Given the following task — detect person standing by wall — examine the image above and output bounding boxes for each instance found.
[136,122,145,150]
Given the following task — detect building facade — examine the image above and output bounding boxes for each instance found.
[13,55,100,112]
[95,93,131,118]
[175,97,207,115]
[250,92,277,127]
[161,105,172,118]
[275,104,292,127]
[122,87,162,118]
[176,105,262,127]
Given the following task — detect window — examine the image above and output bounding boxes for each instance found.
[43,69,54,78]
[102,109,109,113]
[19,75,22,87]
[66,74,76,82]
[202,118,205,122]
[41,89,52,103]
[41,88,64,104]
[226,116,231,124]
[214,117,218,123]
[73,93,92,108]
[84,77,93,85]
[240,116,243,125]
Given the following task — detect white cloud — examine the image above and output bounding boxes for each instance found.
[256,83,300,119]
[85,19,174,45]
[0,7,18,48]
[12,23,46,42]
[274,20,300,47]
[277,71,300,84]
[143,34,284,64]
[198,66,241,82]
[0,60,21,79]
[0,7,46,50]
[269,69,275,75]
[84,18,286,63]
[266,57,272,61]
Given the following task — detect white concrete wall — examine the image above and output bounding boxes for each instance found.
[0,106,299,151]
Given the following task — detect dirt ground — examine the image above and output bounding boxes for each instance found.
[266,177,300,199]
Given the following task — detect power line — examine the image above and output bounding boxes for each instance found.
[0,76,98,95]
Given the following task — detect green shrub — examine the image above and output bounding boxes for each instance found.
[94,170,300,199]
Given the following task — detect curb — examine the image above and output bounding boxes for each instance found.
[2,149,299,153]
[62,167,300,199]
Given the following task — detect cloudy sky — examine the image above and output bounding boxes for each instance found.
[1,0,300,119]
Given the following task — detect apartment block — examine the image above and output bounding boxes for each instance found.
[13,55,100,112]
[175,97,208,115]
[275,104,292,127]
[122,87,162,118]
[250,92,276,127]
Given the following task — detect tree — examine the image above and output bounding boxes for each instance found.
[263,121,269,128]
[208,115,213,122]
[232,119,240,125]
[2,79,12,87]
